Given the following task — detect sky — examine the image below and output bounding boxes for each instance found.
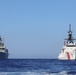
[0,0,76,59]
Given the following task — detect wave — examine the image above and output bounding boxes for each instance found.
[0,71,68,75]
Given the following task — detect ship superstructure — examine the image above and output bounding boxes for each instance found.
[0,36,8,59]
[58,25,76,60]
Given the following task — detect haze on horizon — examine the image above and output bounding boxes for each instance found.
[0,0,76,59]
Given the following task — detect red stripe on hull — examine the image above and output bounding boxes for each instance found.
[66,52,70,60]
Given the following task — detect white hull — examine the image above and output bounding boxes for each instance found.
[58,45,76,60]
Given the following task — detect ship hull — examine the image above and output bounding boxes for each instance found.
[58,53,75,60]
[58,48,76,60]
[0,52,8,59]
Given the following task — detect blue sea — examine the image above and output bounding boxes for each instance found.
[0,59,76,75]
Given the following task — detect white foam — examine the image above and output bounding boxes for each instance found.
[59,71,67,75]
[0,71,68,75]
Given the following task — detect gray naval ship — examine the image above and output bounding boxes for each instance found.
[0,36,8,59]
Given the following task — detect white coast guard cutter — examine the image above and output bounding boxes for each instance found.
[58,25,76,60]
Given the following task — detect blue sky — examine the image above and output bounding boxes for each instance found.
[0,0,76,59]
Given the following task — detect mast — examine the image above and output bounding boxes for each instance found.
[69,24,71,32]
[65,24,76,43]
[0,36,4,46]
[0,36,2,44]
[68,24,73,43]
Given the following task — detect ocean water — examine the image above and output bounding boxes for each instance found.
[0,59,76,75]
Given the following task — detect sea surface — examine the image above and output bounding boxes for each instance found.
[0,59,76,75]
